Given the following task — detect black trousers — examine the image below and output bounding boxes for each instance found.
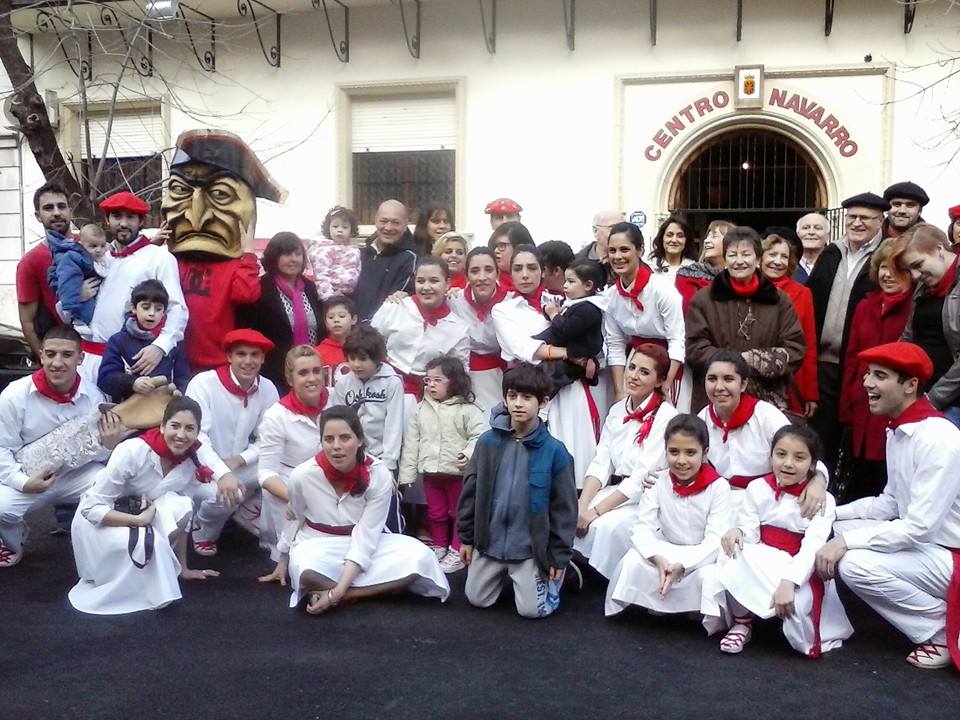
[811,361,842,474]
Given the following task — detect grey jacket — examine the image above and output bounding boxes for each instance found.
[901,268,960,408]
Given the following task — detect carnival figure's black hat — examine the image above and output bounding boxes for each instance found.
[169,129,287,204]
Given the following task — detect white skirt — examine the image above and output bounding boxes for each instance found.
[547,381,600,489]
[471,368,503,415]
[287,533,450,607]
[605,546,716,617]
[68,492,192,615]
[573,487,639,579]
[703,544,854,656]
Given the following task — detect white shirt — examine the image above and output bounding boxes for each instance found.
[838,415,960,551]
[697,400,789,483]
[77,437,201,526]
[0,373,107,492]
[603,274,685,367]
[279,457,394,571]
[491,292,562,364]
[632,468,732,571]
[90,242,187,355]
[256,399,332,486]
[584,396,677,498]
[737,477,837,587]
[185,369,279,479]
[370,297,470,375]
[448,291,502,356]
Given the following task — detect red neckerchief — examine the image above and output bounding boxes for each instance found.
[930,255,959,299]
[881,289,912,316]
[32,369,80,404]
[889,397,944,430]
[279,389,327,420]
[412,295,451,327]
[763,472,808,501]
[134,315,165,338]
[522,286,548,313]
[671,463,721,497]
[622,392,662,445]
[499,271,515,292]
[730,272,760,297]
[140,427,212,483]
[316,451,373,496]
[450,273,467,289]
[215,364,258,408]
[111,236,151,258]
[614,262,653,312]
[769,275,789,290]
[708,393,760,443]
[465,284,508,321]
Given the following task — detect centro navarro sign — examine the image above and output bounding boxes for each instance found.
[643,87,859,161]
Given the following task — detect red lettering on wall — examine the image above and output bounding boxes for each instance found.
[654,130,672,149]
[665,116,685,137]
[694,97,713,116]
[713,91,730,108]
[645,145,662,161]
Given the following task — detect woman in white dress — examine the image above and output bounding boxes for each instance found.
[573,344,678,578]
[260,405,449,614]
[448,247,509,413]
[68,397,220,615]
[603,222,687,409]
[605,414,731,619]
[257,345,334,559]
[705,424,853,656]
[491,244,602,484]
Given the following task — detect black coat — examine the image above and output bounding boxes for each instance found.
[354,231,418,322]
[533,299,604,394]
[806,242,878,361]
[237,274,322,393]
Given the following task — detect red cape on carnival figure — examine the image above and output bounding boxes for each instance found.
[161,129,287,371]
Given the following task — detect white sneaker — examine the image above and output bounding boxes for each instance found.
[440,548,465,574]
[432,546,448,562]
[0,544,23,568]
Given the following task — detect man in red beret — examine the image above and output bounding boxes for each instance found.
[485,197,522,230]
[184,328,279,556]
[815,341,960,670]
[81,190,187,388]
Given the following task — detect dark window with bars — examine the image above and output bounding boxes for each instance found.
[674,130,820,211]
[353,150,455,225]
[81,154,164,225]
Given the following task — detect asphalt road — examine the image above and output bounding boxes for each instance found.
[3,515,956,720]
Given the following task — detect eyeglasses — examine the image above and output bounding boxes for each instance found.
[423,377,449,385]
[845,213,881,224]
[493,241,512,250]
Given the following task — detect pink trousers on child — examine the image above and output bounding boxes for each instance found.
[422,473,462,550]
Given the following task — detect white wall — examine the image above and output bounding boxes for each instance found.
[7,0,960,259]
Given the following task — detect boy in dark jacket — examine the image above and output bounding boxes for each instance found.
[457,363,578,618]
[98,279,191,401]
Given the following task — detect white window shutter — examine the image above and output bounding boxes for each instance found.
[351,95,456,153]
[82,111,164,159]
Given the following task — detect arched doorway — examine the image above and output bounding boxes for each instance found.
[669,127,830,239]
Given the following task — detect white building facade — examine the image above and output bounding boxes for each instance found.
[0,0,958,325]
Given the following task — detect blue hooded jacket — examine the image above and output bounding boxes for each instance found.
[46,230,98,325]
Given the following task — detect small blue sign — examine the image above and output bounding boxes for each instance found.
[629,210,647,228]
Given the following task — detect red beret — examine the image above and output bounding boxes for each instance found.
[484,198,522,215]
[221,329,275,353]
[99,191,149,216]
[949,204,960,221]
[857,342,933,384]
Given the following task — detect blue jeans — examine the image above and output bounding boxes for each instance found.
[942,405,960,430]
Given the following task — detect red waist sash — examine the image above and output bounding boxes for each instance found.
[305,519,355,536]
[760,524,826,658]
[469,352,506,372]
[394,368,423,401]
[81,340,107,355]
[727,473,765,490]
[629,336,667,351]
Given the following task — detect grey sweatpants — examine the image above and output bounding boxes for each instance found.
[465,552,562,619]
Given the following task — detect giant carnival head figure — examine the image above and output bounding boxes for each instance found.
[162,129,286,258]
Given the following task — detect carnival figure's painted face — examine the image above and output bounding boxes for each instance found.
[162,163,255,258]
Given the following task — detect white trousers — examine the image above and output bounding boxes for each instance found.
[839,542,953,645]
[190,465,260,543]
[0,462,103,552]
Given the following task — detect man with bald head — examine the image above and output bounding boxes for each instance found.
[794,212,830,283]
[575,209,624,285]
[354,199,418,322]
